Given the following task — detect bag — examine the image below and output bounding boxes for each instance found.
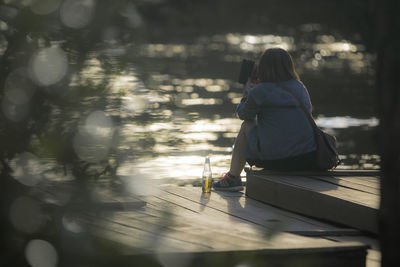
[314,127,340,170]
[277,83,341,170]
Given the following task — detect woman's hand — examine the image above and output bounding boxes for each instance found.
[245,78,256,92]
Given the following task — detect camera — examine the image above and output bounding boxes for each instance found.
[238,59,257,84]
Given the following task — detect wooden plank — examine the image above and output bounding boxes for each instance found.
[253,174,379,208]
[98,243,368,267]
[92,197,367,252]
[84,185,369,266]
[308,176,379,195]
[91,216,211,252]
[93,187,353,249]
[162,185,359,236]
[95,192,329,251]
[330,176,379,187]
[35,178,370,265]
[252,169,380,177]
[322,235,380,267]
[91,195,342,252]
[246,172,378,234]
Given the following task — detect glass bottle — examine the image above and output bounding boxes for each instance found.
[202,156,212,193]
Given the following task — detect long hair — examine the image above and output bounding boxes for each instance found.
[257,48,300,82]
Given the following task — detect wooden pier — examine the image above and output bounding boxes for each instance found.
[245,169,380,234]
[82,177,380,267]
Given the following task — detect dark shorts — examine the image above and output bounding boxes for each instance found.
[247,150,318,171]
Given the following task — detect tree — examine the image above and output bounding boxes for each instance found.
[0,1,145,265]
[376,0,400,266]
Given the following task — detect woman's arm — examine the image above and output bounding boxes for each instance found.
[236,89,259,121]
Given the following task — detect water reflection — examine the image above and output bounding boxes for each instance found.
[6,29,377,185]
[316,116,378,129]
[102,31,378,180]
[138,33,294,59]
[134,32,371,75]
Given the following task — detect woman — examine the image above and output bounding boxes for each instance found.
[213,48,317,191]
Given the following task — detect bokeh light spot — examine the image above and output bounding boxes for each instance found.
[10,197,46,234]
[102,27,119,45]
[122,96,148,115]
[120,3,142,28]
[25,239,58,267]
[60,0,95,29]
[73,111,114,163]
[1,97,30,122]
[30,0,61,15]
[30,47,68,86]
[62,214,85,233]
[73,131,110,163]
[9,152,43,186]
[122,168,160,196]
[0,33,8,56]
[2,69,35,121]
[235,263,254,267]
[4,68,36,105]
[85,110,114,139]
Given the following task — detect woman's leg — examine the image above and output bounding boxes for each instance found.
[229,120,255,177]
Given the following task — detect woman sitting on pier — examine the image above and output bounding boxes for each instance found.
[213,48,317,191]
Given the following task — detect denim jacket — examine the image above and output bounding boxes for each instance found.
[237,79,317,160]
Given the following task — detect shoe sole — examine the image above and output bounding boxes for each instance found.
[213,186,244,192]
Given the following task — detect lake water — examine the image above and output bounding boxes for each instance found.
[81,31,378,182]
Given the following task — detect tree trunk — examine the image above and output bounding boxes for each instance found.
[376,0,400,266]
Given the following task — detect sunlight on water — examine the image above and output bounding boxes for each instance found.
[316,116,379,129]
[184,119,241,133]
[138,33,294,59]
[135,32,369,75]
[142,44,191,58]
[122,95,149,115]
[182,98,223,105]
[70,29,379,183]
[314,40,359,53]
[80,58,105,86]
[305,37,370,73]
[226,33,294,52]
[339,154,380,170]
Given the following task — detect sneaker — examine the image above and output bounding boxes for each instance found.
[212,173,244,192]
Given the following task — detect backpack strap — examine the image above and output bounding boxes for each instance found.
[276,82,318,131]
